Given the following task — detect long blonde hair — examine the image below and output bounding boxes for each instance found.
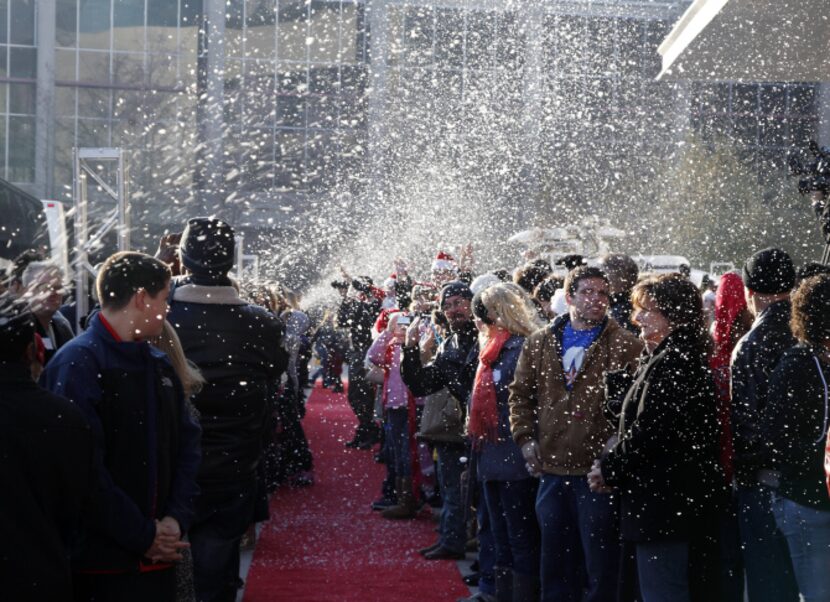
[479,283,545,338]
[150,320,205,399]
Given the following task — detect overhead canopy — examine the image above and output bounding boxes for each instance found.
[0,178,47,261]
[658,0,830,82]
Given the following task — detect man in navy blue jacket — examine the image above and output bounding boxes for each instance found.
[42,251,201,602]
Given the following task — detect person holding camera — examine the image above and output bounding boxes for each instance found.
[367,311,425,519]
[335,271,383,449]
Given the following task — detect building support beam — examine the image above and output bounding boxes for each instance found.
[35,0,57,199]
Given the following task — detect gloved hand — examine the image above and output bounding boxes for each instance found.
[521,440,543,477]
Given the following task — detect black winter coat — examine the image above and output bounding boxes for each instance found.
[400,321,478,406]
[601,326,725,543]
[0,363,93,601]
[168,282,287,493]
[731,300,795,487]
[763,345,830,510]
[337,296,381,355]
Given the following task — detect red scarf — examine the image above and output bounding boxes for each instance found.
[468,328,511,444]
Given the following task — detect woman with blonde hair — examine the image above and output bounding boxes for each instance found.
[150,320,205,401]
[469,283,544,601]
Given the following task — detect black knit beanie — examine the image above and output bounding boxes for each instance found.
[440,281,473,307]
[742,248,795,294]
[179,217,235,278]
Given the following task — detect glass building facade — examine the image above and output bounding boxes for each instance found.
[6,0,826,247]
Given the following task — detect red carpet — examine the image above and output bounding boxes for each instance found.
[243,384,470,602]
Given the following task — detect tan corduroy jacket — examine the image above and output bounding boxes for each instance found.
[508,316,643,476]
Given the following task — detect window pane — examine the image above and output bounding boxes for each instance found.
[278,0,308,62]
[78,50,111,83]
[0,0,7,44]
[114,0,146,52]
[56,0,78,47]
[147,53,177,87]
[77,118,111,147]
[147,0,177,27]
[112,52,144,86]
[55,48,76,80]
[8,83,34,114]
[10,0,34,45]
[9,46,36,78]
[77,87,111,118]
[55,86,76,116]
[79,0,112,50]
[0,47,7,78]
[8,115,34,182]
[246,0,276,60]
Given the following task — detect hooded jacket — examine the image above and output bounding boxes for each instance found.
[508,315,642,476]
[168,281,287,493]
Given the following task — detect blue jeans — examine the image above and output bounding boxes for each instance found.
[189,483,257,602]
[477,480,499,597]
[737,485,799,602]
[483,478,540,577]
[387,408,410,477]
[435,442,466,554]
[772,495,830,602]
[636,540,690,602]
[536,474,620,602]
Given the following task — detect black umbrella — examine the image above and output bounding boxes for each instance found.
[0,178,48,261]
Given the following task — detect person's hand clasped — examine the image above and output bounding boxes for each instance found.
[521,440,543,477]
[145,517,189,563]
[587,460,613,494]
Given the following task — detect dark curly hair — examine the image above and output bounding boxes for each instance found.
[791,274,830,348]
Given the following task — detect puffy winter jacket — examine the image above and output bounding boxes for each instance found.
[168,281,287,493]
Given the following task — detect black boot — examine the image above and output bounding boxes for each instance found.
[511,571,540,602]
[494,567,513,602]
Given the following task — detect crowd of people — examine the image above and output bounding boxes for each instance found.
[4,216,830,602]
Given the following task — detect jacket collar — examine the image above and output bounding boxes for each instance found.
[172,283,247,306]
[756,299,791,324]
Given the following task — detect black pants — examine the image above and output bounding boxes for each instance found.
[73,567,176,602]
[189,484,257,602]
[347,348,377,439]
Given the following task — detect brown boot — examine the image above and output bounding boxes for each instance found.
[381,477,417,519]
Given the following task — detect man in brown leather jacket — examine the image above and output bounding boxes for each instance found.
[509,266,642,602]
